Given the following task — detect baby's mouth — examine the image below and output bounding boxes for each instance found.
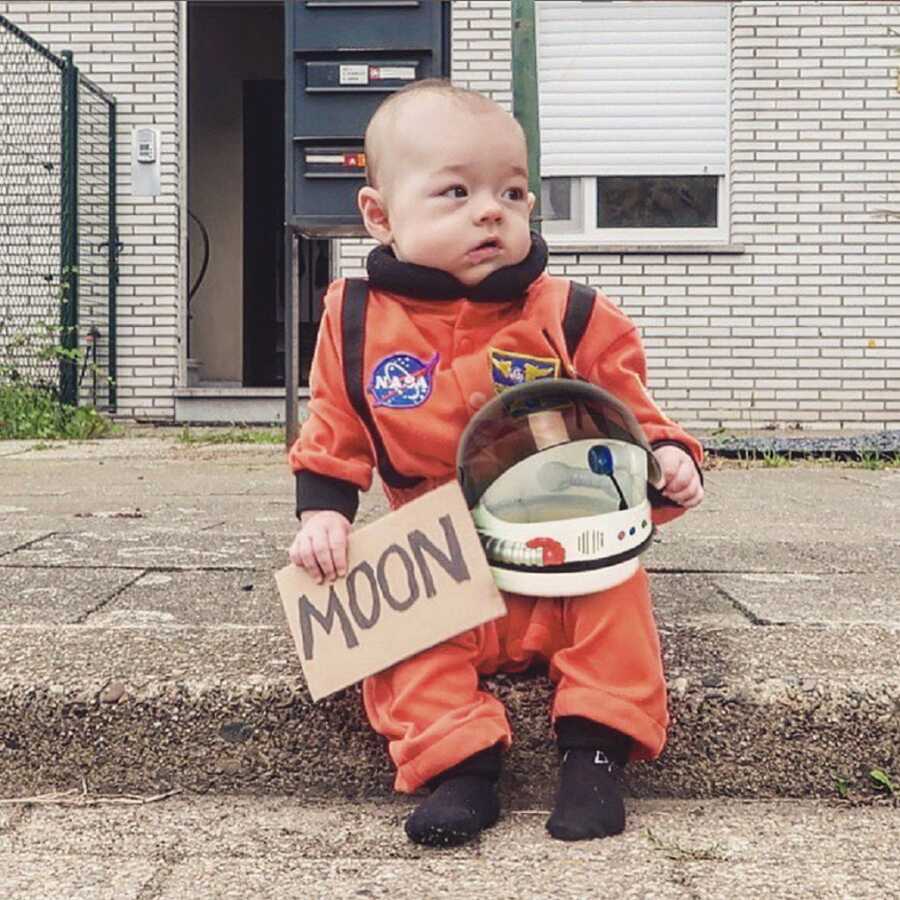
[467,237,503,263]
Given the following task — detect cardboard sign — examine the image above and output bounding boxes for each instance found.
[275,481,507,701]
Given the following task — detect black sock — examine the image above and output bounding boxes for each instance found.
[405,745,502,847]
[546,717,631,842]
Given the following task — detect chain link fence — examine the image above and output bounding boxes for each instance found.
[0,14,118,410]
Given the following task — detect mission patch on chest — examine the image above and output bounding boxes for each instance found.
[489,347,560,393]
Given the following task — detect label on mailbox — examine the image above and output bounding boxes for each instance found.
[339,64,369,86]
[370,65,417,81]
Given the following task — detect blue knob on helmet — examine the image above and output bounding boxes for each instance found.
[588,444,615,476]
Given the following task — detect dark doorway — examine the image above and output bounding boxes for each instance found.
[243,79,284,387]
[242,80,328,387]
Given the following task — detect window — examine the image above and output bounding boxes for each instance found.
[536,1,731,245]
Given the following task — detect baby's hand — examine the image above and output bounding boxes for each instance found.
[289,510,351,584]
[652,445,704,509]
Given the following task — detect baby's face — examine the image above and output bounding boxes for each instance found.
[368,96,535,286]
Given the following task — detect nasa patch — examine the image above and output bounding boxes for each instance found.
[489,348,560,393]
[367,352,439,409]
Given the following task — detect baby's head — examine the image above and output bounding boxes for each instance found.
[358,79,535,287]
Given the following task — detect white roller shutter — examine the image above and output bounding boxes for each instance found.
[536,1,730,177]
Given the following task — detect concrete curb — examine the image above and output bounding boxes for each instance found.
[2,623,897,804]
[2,444,897,807]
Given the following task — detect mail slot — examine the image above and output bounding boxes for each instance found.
[303,145,367,178]
[286,0,451,235]
[291,0,438,53]
[296,58,422,137]
[305,60,420,92]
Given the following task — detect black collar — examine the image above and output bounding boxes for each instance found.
[366,232,548,302]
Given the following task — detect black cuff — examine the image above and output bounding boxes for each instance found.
[295,470,359,523]
[428,743,503,788]
[554,717,632,766]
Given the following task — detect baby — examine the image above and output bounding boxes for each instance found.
[288,79,703,846]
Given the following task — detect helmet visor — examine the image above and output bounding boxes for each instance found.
[457,378,661,509]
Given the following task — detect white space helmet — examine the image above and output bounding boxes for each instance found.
[457,378,662,597]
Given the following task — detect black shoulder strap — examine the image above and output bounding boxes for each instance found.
[341,279,424,490]
[562,281,596,361]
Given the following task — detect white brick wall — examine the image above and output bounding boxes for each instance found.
[719,1,899,430]
[0,0,182,420]
[344,0,900,431]
[3,1,896,429]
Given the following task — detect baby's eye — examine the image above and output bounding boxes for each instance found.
[440,185,468,199]
[503,187,526,201]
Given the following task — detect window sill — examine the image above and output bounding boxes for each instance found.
[545,241,746,255]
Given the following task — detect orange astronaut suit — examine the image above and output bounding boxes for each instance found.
[288,237,703,793]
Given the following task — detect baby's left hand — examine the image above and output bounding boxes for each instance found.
[652,445,704,508]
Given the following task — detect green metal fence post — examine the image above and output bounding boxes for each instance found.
[60,49,79,405]
[108,100,118,411]
[511,0,541,232]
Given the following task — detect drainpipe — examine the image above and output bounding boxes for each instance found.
[511,0,541,232]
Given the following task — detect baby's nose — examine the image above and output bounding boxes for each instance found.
[474,197,503,223]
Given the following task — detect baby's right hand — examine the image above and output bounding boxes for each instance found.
[288,510,351,584]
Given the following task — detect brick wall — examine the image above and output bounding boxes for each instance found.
[0,0,182,420]
[3,1,896,429]
[724,1,899,430]
[342,0,900,431]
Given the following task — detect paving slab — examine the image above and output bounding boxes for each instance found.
[86,570,285,628]
[155,856,684,900]
[0,857,156,900]
[0,567,141,625]
[0,438,288,463]
[0,805,22,833]
[674,862,898,900]
[6,795,898,864]
[713,573,900,625]
[1,798,897,900]
[650,574,750,629]
[0,458,290,502]
[0,624,896,802]
[0,531,54,556]
[644,537,841,574]
[71,572,749,632]
[5,529,288,571]
[0,501,299,538]
[669,467,899,544]
[799,540,900,574]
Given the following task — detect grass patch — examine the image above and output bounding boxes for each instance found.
[176,425,284,445]
[760,448,792,468]
[0,382,115,441]
[713,450,900,471]
[870,768,895,796]
[851,450,898,471]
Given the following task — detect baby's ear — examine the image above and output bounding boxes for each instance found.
[358,186,392,245]
[527,191,536,216]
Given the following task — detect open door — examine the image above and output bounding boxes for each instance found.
[243,79,284,387]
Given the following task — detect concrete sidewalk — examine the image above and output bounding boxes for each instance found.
[0,436,898,804]
[2,796,898,899]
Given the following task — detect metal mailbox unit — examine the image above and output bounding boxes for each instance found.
[285,0,451,237]
[282,0,451,445]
